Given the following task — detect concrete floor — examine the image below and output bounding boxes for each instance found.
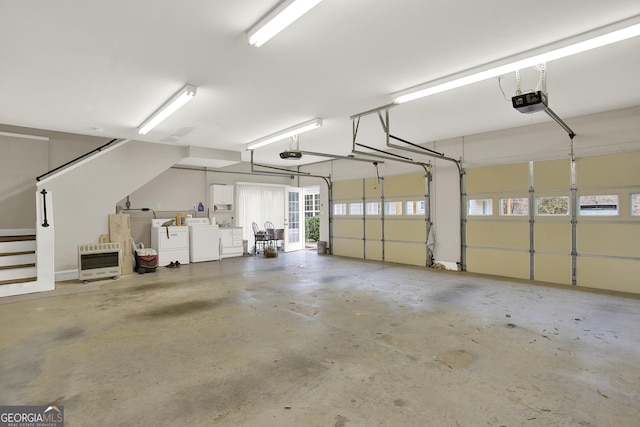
[1,251,639,426]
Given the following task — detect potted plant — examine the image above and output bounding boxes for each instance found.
[264,245,278,258]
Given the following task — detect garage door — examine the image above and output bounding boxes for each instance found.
[465,152,640,294]
[332,173,429,266]
[533,159,572,285]
[575,152,640,293]
[466,163,530,280]
[332,180,364,259]
[383,174,428,266]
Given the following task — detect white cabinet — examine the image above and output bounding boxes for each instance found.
[219,227,243,258]
[211,184,234,212]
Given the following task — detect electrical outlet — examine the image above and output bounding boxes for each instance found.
[156,203,161,209]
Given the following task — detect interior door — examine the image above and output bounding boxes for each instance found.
[284,186,304,252]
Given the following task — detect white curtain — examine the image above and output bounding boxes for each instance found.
[236,184,285,243]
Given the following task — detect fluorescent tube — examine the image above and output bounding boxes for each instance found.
[247,0,323,47]
[138,85,197,135]
[393,21,640,104]
[246,118,323,150]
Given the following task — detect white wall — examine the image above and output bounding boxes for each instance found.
[0,137,47,228]
[124,163,294,215]
[122,163,294,247]
[0,125,106,229]
[40,140,189,277]
[431,138,463,268]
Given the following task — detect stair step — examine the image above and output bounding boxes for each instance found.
[0,263,36,271]
[0,266,37,281]
[0,277,38,286]
[0,253,36,267]
[0,240,36,254]
[0,251,35,257]
[0,235,36,243]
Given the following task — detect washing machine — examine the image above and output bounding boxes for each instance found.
[151,219,190,266]
[186,217,220,262]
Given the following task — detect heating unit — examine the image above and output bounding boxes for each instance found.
[78,242,122,281]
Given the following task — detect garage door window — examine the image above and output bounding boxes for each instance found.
[366,202,381,215]
[406,200,425,215]
[349,203,363,215]
[385,201,402,215]
[631,194,640,216]
[468,199,493,216]
[578,195,619,216]
[334,203,347,216]
[536,196,569,216]
[499,198,528,216]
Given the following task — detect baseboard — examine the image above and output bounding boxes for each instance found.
[55,269,78,282]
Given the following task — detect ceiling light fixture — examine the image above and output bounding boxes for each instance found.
[246,118,323,150]
[247,0,323,47]
[0,131,49,141]
[138,85,197,135]
[392,20,640,104]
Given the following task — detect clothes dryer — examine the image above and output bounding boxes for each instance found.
[151,219,190,266]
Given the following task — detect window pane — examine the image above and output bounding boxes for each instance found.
[333,203,347,215]
[385,201,402,215]
[536,196,569,216]
[366,202,381,215]
[579,195,619,216]
[468,199,493,216]
[349,203,363,215]
[406,200,426,215]
[632,194,640,216]
[499,198,528,216]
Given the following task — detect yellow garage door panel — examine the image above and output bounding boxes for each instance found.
[365,220,382,239]
[466,163,529,193]
[535,222,571,253]
[385,220,426,242]
[578,152,640,188]
[577,223,640,257]
[534,253,571,285]
[466,221,529,249]
[384,173,425,196]
[364,178,383,198]
[334,219,363,238]
[365,241,383,261]
[466,248,529,280]
[385,241,425,266]
[333,180,363,199]
[534,159,570,190]
[577,257,640,294]
[333,238,364,259]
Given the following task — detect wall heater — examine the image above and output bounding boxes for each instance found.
[78,242,122,281]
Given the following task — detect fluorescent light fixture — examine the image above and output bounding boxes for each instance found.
[247,0,323,47]
[392,21,640,104]
[0,131,49,141]
[138,84,197,135]
[246,118,323,150]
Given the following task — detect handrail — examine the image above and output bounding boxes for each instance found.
[36,138,121,182]
[40,189,50,227]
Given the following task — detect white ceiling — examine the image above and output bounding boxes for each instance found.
[1,1,639,166]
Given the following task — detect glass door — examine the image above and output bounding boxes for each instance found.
[284,186,304,252]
